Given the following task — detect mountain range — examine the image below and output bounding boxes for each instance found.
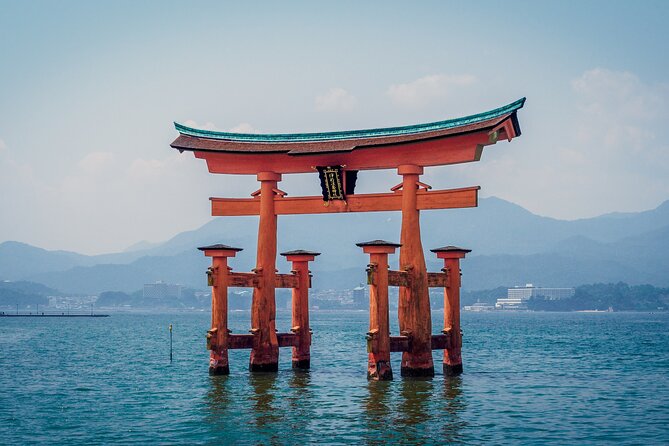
[1,196,667,294]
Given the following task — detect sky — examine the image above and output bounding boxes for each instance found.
[1,1,668,254]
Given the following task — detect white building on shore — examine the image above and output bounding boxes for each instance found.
[495,284,575,310]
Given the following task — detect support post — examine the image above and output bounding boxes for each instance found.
[198,244,243,375]
[431,246,471,376]
[280,250,320,370]
[397,165,434,377]
[250,171,281,372]
[357,240,401,381]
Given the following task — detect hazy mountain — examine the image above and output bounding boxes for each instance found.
[2,197,668,293]
[0,242,91,278]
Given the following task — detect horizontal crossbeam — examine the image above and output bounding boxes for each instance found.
[381,270,448,288]
[211,186,479,216]
[427,272,448,288]
[388,270,409,287]
[390,335,411,352]
[227,333,300,349]
[389,334,451,352]
[227,272,299,288]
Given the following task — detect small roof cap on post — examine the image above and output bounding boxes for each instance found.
[280,249,321,257]
[197,243,243,257]
[280,249,321,262]
[430,245,471,259]
[356,240,402,248]
[356,239,401,254]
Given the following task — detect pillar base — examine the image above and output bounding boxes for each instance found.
[443,363,463,376]
[368,360,393,381]
[209,365,230,376]
[292,359,310,370]
[249,362,279,373]
[400,365,435,378]
[400,353,435,377]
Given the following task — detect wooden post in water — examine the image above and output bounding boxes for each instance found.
[357,240,400,381]
[250,172,281,372]
[199,244,243,375]
[280,250,320,370]
[431,246,471,376]
[397,165,434,377]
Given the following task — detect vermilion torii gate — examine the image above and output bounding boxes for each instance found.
[171,98,525,378]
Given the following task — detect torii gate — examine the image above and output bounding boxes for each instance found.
[171,98,525,378]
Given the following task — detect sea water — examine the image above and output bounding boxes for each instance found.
[1,311,667,444]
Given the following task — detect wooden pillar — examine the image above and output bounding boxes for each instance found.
[281,250,320,370]
[431,246,471,376]
[250,172,281,372]
[198,244,243,375]
[397,164,434,377]
[357,240,400,381]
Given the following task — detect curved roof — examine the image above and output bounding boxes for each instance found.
[174,98,525,144]
[170,98,525,175]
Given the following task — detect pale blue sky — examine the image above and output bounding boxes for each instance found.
[1,1,668,253]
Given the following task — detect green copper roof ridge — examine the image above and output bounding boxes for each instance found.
[174,97,525,143]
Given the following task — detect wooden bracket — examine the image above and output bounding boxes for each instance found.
[366,263,377,286]
[416,181,432,190]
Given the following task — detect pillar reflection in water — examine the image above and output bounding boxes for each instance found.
[396,378,433,443]
[363,381,393,443]
[249,373,281,428]
[362,376,467,444]
[206,375,231,418]
[441,376,467,442]
[287,371,311,411]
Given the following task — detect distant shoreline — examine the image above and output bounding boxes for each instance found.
[0,314,109,318]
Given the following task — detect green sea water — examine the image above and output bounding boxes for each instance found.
[1,311,667,444]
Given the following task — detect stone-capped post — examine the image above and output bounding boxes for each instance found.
[431,246,471,376]
[198,243,243,375]
[280,249,320,370]
[357,240,401,381]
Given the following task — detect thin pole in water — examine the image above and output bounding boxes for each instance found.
[169,324,173,362]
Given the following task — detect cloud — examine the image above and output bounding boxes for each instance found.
[386,74,477,108]
[78,151,115,174]
[571,68,664,120]
[570,68,668,161]
[315,88,358,112]
[228,122,259,133]
[183,119,221,131]
[182,120,259,134]
[433,68,669,219]
[0,138,257,254]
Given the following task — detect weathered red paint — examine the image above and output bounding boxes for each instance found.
[249,172,281,372]
[397,165,434,377]
[282,251,318,370]
[433,248,470,376]
[200,247,240,375]
[359,242,397,381]
[191,131,493,175]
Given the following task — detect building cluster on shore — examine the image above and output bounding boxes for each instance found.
[464,284,575,312]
